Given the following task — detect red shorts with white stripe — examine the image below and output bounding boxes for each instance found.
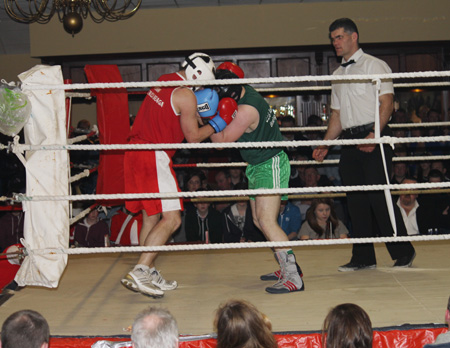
[124,149,183,216]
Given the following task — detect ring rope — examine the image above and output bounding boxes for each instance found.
[6,188,450,206]
[0,122,450,152]
[69,203,97,225]
[65,81,450,99]
[67,130,98,145]
[69,169,92,184]
[256,81,450,93]
[188,188,450,203]
[20,70,450,91]
[172,155,450,170]
[11,182,450,202]
[281,122,450,132]
[9,135,450,152]
[6,187,449,206]
[19,234,450,257]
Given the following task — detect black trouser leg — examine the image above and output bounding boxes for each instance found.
[340,142,415,264]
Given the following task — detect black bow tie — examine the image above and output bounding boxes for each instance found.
[341,59,355,67]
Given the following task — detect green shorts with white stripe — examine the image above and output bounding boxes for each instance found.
[245,151,290,200]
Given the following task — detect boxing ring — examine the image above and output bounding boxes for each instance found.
[0,65,450,347]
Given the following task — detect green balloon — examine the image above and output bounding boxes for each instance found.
[0,87,32,136]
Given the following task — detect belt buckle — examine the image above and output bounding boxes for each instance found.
[349,126,359,135]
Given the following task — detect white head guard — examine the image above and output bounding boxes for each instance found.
[181,52,216,82]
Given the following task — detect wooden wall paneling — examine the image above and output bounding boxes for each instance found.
[117,64,142,83]
[376,54,400,73]
[69,66,88,84]
[327,55,340,76]
[147,63,181,82]
[405,53,442,72]
[276,57,311,77]
[238,59,271,78]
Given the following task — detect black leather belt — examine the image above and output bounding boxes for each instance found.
[342,123,374,137]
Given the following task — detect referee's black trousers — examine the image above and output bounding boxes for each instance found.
[339,140,415,265]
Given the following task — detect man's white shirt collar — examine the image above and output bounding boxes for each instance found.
[342,48,364,65]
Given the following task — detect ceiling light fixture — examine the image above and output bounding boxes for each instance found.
[4,0,142,36]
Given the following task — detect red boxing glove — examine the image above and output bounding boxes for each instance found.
[209,98,238,133]
[219,98,238,124]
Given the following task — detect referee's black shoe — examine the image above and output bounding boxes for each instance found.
[338,262,376,272]
[393,252,416,268]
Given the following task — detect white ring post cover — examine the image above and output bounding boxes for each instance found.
[15,65,69,288]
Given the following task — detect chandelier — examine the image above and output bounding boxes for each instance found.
[4,0,143,36]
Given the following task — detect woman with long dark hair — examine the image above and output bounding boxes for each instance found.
[322,303,373,348]
[298,198,348,240]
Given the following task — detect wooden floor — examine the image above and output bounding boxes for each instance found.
[0,240,449,337]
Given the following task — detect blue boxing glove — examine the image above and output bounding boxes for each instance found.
[194,88,219,118]
[209,98,238,133]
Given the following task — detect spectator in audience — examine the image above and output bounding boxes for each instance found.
[322,303,372,348]
[222,183,266,243]
[131,307,178,348]
[418,170,450,234]
[214,299,278,348]
[183,170,208,211]
[424,296,450,348]
[280,115,298,157]
[278,200,302,240]
[429,169,447,184]
[229,167,246,187]
[418,105,430,122]
[76,119,91,133]
[318,147,342,187]
[71,206,110,247]
[292,166,333,220]
[392,127,408,138]
[395,178,427,235]
[392,126,407,139]
[215,169,233,191]
[214,169,234,212]
[394,144,408,158]
[185,190,223,243]
[425,109,446,155]
[391,108,409,124]
[173,170,209,242]
[304,115,343,187]
[416,157,432,183]
[431,161,449,181]
[225,151,247,187]
[70,119,99,195]
[185,170,207,193]
[298,198,349,240]
[409,108,422,124]
[280,115,297,142]
[409,128,426,155]
[289,153,309,188]
[1,309,50,348]
[391,162,409,185]
[296,114,323,159]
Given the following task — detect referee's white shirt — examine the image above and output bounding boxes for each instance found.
[331,48,394,130]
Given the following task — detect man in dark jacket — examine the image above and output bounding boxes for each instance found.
[185,199,223,243]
